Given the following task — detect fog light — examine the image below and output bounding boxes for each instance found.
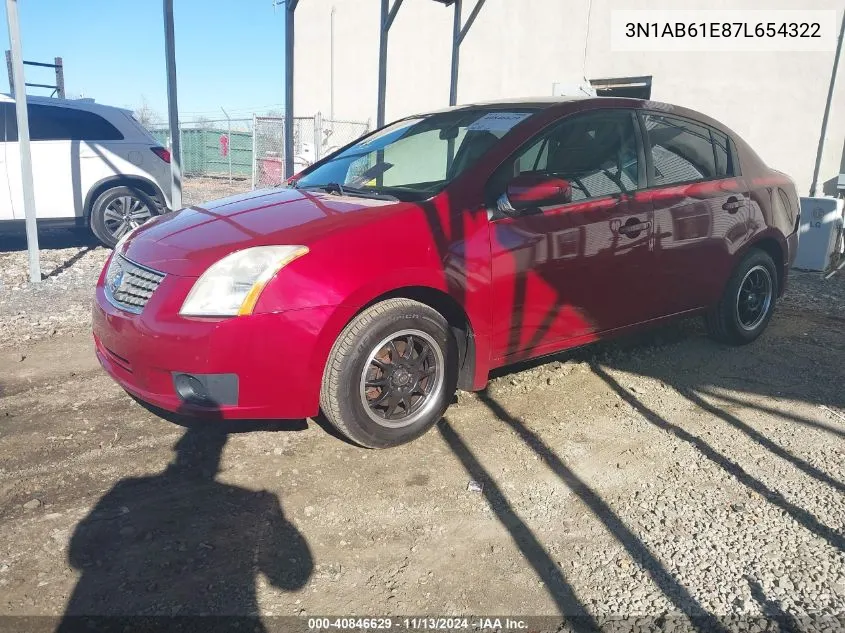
[174,373,210,403]
[172,372,239,406]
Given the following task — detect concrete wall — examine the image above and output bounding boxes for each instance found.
[294,0,845,194]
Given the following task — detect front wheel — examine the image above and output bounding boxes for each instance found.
[320,298,458,448]
[706,249,778,345]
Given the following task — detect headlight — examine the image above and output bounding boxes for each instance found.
[179,245,309,317]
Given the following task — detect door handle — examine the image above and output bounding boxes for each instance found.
[722,196,746,213]
[617,218,651,238]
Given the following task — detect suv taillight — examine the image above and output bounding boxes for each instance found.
[151,146,171,163]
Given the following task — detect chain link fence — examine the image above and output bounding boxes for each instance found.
[149,113,369,197]
[252,114,370,188]
[150,118,254,180]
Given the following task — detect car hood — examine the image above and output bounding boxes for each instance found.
[121,188,399,276]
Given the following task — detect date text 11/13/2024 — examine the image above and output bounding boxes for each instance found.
[308,617,528,630]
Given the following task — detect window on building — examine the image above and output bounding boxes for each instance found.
[590,76,652,100]
[490,110,640,202]
[0,103,123,142]
[644,113,719,185]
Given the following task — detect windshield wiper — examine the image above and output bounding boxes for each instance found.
[322,182,345,196]
[300,183,398,201]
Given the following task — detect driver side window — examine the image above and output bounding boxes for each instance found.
[489,110,640,204]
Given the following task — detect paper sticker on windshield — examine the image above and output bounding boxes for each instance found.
[467,112,531,133]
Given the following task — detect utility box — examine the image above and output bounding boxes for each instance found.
[794,197,844,272]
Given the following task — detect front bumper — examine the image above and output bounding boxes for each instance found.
[92,274,353,420]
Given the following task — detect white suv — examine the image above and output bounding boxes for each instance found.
[0,94,172,247]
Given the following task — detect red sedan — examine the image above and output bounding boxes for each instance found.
[93,98,800,448]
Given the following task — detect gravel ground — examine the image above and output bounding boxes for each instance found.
[1,195,844,627]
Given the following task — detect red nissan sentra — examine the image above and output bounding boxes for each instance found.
[93,98,800,448]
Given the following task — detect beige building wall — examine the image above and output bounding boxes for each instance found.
[295,0,844,194]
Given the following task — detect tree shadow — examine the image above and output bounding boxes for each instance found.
[57,408,313,630]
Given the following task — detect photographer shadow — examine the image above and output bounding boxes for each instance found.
[57,407,312,630]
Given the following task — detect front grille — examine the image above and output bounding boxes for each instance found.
[104,255,165,313]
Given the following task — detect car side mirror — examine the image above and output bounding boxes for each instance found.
[500,174,573,215]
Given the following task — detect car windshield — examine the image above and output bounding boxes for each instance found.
[293,108,538,201]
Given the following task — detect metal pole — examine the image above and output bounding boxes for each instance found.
[251,113,257,189]
[284,0,298,179]
[449,0,461,107]
[163,0,183,210]
[377,0,404,128]
[5,50,13,97]
[6,0,40,282]
[54,56,64,99]
[449,0,485,107]
[221,107,232,183]
[377,0,388,128]
[314,111,322,162]
[330,6,335,122]
[810,11,845,197]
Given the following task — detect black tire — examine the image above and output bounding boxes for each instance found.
[320,298,458,449]
[706,248,778,345]
[89,185,159,248]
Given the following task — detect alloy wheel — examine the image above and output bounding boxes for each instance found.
[103,195,152,241]
[736,264,773,331]
[359,329,445,428]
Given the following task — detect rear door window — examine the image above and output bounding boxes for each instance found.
[643,113,719,185]
[0,103,123,141]
[26,104,123,141]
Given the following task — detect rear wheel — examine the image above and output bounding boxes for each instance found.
[706,249,777,345]
[90,185,158,248]
[320,298,458,448]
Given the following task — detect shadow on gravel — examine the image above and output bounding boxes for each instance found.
[475,390,725,631]
[695,388,845,441]
[44,245,96,280]
[132,396,309,435]
[682,388,845,495]
[57,411,313,630]
[0,228,98,253]
[438,418,597,627]
[746,577,800,629]
[592,364,845,553]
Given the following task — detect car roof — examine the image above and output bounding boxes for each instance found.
[0,92,133,117]
[415,95,590,116]
[412,96,733,137]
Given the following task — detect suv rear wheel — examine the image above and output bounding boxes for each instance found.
[706,248,778,345]
[90,185,158,248]
[320,298,458,448]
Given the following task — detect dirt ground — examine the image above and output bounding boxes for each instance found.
[0,181,844,625]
